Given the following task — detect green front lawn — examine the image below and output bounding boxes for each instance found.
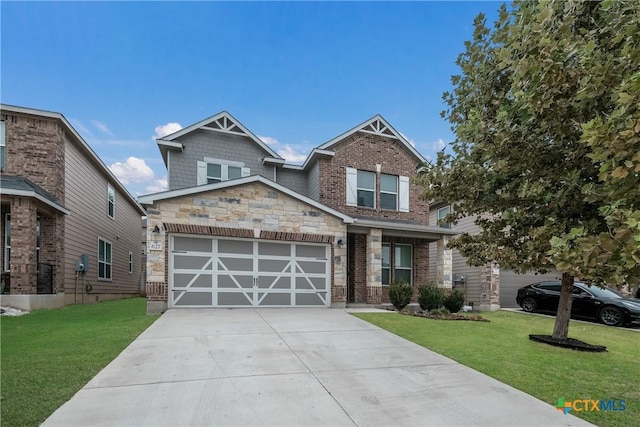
[354,311,639,427]
[1,298,158,427]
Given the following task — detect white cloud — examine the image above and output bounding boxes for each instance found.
[154,122,183,139]
[399,132,416,147]
[258,135,308,163]
[145,178,168,193]
[91,120,114,137]
[433,138,446,150]
[258,135,280,146]
[278,145,308,164]
[109,157,155,184]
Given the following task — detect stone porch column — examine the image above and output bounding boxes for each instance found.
[366,228,382,304]
[8,197,38,294]
[479,262,500,311]
[436,236,453,289]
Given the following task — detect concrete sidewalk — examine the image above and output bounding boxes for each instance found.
[43,308,591,426]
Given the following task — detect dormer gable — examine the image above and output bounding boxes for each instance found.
[316,114,427,163]
[156,111,283,166]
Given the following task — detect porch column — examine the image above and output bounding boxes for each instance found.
[39,213,65,293]
[479,262,500,311]
[366,228,382,304]
[8,197,38,294]
[436,236,453,289]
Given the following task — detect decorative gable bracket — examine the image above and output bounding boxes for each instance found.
[360,119,397,138]
[202,116,247,136]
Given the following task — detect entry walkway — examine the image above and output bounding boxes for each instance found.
[44,308,591,426]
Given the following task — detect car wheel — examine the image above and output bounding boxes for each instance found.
[599,306,624,327]
[521,297,538,313]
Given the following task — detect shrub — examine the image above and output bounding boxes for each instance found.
[418,284,445,311]
[443,289,466,313]
[388,280,413,311]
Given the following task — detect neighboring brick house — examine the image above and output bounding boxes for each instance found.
[427,202,560,310]
[0,104,146,310]
[139,111,456,313]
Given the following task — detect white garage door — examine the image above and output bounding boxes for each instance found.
[169,235,330,307]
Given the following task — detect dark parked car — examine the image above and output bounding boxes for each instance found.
[516,281,640,327]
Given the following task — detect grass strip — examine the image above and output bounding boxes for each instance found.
[1,298,158,427]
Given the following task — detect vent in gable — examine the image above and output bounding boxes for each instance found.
[361,119,397,138]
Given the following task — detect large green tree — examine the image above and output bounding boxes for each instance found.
[417,0,640,339]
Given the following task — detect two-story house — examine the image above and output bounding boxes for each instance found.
[428,201,560,310]
[0,104,146,311]
[139,111,456,314]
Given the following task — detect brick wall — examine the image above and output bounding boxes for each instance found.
[318,131,430,224]
[1,112,66,200]
[347,233,368,303]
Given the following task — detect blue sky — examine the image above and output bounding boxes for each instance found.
[1,1,501,197]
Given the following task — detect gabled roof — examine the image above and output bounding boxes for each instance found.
[0,175,70,214]
[0,104,146,216]
[317,114,427,163]
[156,111,282,165]
[138,175,354,224]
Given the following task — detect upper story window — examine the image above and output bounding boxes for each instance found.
[437,205,451,229]
[98,238,112,280]
[197,158,249,185]
[380,174,398,210]
[357,170,375,208]
[107,184,115,219]
[346,167,410,212]
[0,121,6,169]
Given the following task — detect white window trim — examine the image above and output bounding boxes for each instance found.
[380,174,398,211]
[438,205,452,229]
[394,243,413,285]
[98,237,113,281]
[107,184,115,219]
[197,159,249,185]
[128,251,133,275]
[4,213,10,272]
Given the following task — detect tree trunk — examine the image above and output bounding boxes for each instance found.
[552,272,575,339]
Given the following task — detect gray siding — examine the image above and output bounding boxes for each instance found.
[276,168,308,196]
[428,207,560,308]
[168,130,275,190]
[428,211,482,305]
[64,138,142,302]
[306,160,320,201]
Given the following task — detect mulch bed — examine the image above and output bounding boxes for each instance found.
[406,311,490,322]
[529,334,607,352]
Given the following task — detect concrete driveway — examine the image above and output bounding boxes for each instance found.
[44,308,591,426]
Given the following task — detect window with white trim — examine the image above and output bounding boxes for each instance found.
[346,167,410,211]
[380,174,398,210]
[382,243,391,285]
[98,238,112,280]
[0,121,6,169]
[107,185,115,219]
[128,251,133,274]
[4,213,10,271]
[394,244,412,284]
[357,170,375,208]
[438,205,451,229]
[197,159,249,185]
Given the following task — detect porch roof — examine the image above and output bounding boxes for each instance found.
[348,216,457,241]
[0,175,70,214]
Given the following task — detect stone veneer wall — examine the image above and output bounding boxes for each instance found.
[145,182,348,306]
[479,262,500,311]
[366,228,382,303]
